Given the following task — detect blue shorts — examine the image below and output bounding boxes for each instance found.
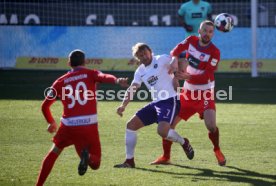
[136,96,180,126]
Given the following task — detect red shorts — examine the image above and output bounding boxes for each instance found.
[178,89,216,121]
[53,123,101,164]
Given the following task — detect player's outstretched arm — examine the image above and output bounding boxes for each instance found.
[117,83,140,117]
[116,77,129,88]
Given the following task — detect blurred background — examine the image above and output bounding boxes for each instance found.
[0,0,275,103]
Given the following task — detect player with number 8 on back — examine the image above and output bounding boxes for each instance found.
[36,49,128,186]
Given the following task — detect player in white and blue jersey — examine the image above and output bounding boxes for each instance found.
[114,43,194,168]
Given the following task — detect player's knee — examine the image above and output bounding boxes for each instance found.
[157,123,170,138]
[126,117,143,131]
[126,120,136,130]
[157,129,168,138]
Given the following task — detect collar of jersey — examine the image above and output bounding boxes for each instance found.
[197,41,212,50]
[70,66,86,72]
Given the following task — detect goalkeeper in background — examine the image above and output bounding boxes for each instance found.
[178,0,212,37]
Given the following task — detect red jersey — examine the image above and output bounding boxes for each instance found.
[42,67,117,126]
[171,36,220,90]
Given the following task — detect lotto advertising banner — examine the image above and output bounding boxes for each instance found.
[15,57,276,73]
[15,57,140,71]
[218,59,276,73]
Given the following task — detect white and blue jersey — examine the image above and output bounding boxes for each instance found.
[132,54,180,125]
[132,54,177,102]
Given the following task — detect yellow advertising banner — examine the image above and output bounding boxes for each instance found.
[218,59,276,73]
[16,57,276,72]
[15,57,140,71]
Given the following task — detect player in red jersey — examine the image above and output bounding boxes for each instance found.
[36,50,128,186]
[151,20,226,166]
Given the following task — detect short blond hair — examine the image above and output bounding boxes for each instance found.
[132,43,152,60]
[199,20,215,30]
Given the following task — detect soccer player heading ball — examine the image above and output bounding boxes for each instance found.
[151,20,227,166]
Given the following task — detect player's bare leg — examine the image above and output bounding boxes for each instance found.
[36,145,62,186]
[204,109,226,166]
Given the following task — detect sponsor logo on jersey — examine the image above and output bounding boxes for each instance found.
[188,55,200,69]
[191,12,203,18]
[154,64,158,69]
[147,75,158,86]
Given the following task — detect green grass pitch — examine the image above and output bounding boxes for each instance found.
[0,100,275,186]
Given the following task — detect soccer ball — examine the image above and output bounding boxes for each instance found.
[214,13,234,32]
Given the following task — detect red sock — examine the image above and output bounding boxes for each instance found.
[162,138,173,159]
[208,127,220,151]
[36,151,59,186]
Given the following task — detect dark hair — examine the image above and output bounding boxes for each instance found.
[69,49,85,67]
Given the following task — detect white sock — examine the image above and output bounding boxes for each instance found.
[166,129,185,145]
[125,129,137,159]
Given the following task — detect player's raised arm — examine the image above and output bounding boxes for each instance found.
[93,70,129,88]
[117,82,140,117]
[116,77,129,88]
